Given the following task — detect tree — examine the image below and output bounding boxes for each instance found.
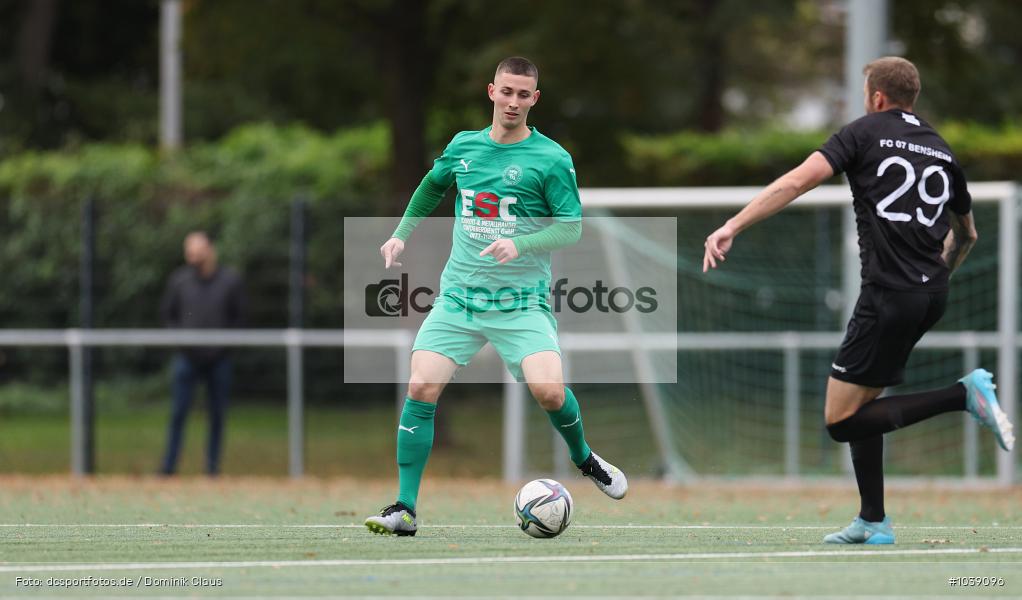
[893,0,1022,123]
[341,0,465,214]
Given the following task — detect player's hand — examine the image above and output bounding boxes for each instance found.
[703,223,737,272]
[479,238,519,264]
[380,237,405,269]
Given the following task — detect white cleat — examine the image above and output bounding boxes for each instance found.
[579,451,628,499]
[364,503,417,537]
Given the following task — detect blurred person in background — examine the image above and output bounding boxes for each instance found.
[158,231,246,476]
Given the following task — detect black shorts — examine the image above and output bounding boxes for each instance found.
[830,283,948,388]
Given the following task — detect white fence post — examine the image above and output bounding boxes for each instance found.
[67,330,86,477]
[286,329,304,478]
[783,336,801,477]
[503,370,525,483]
[996,185,1019,485]
[961,342,979,479]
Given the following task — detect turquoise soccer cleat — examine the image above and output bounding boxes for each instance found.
[959,369,1015,452]
[823,516,895,545]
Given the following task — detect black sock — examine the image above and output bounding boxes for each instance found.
[827,383,966,443]
[850,435,885,522]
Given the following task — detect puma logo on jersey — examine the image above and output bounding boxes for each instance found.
[398,425,419,434]
[901,112,920,126]
[460,159,472,172]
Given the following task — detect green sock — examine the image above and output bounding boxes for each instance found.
[396,397,436,512]
[546,387,592,467]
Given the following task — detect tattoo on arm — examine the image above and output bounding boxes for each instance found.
[943,214,976,274]
[763,186,785,202]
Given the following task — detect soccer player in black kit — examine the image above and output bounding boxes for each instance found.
[702,57,1014,544]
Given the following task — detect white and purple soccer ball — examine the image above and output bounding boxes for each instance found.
[514,478,573,538]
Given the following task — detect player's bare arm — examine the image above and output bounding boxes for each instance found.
[380,237,405,269]
[702,151,834,272]
[942,211,978,274]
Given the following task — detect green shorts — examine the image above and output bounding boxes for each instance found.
[412,294,560,381]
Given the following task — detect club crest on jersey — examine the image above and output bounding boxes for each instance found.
[502,164,524,186]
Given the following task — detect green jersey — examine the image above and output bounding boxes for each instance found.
[427,126,582,309]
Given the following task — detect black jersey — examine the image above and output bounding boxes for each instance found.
[818,109,971,291]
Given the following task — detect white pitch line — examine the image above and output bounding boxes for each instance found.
[1,523,1021,530]
[1,547,1022,573]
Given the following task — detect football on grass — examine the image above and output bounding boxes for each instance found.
[514,478,573,538]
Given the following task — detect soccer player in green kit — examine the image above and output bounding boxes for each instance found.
[365,57,627,537]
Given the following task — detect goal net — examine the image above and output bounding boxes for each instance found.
[519,183,1018,483]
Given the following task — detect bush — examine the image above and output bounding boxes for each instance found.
[0,122,389,390]
[0,122,388,328]
[622,121,1022,186]
[3,119,1018,392]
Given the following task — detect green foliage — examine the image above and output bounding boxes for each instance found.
[940,121,1022,179]
[0,373,168,416]
[0,122,388,388]
[895,1,1022,126]
[622,129,829,186]
[2,118,1018,391]
[623,122,1022,186]
[187,122,388,201]
[0,382,66,415]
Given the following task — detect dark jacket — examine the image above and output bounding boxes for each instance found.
[160,265,245,365]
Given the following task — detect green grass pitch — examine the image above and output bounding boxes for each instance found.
[1,476,1020,597]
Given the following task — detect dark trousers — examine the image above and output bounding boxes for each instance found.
[160,354,232,475]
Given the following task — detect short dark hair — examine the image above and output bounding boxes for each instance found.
[495,56,538,83]
[863,57,920,108]
[187,230,215,245]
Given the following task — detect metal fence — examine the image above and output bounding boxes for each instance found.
[1,183,1018,484]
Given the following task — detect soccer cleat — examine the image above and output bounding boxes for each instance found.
[579,451,628,500]
[823,516,895,545]
[960,369,1015,452]
[364,502,417,537]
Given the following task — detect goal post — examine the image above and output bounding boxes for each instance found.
[500,182,1018,484]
